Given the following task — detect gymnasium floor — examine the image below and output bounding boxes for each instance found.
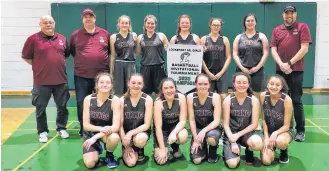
[1,93,329,171]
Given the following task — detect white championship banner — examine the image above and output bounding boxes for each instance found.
[167,44,203,94]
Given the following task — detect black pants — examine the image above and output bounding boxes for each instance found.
[74,75,95,131]
[140,64,167,94]
[31,84,70,134]
[277,71,305,132]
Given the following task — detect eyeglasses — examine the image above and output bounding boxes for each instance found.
[211,24,221,27]
[41,21,54,25]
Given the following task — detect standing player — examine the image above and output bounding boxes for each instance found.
[170,14,200,45]
[270,5,312,142]
[82,73,121,169]
[153,78,188,165]
[70,9,110,135]
[201,17,231,100]
[22,15,70,142]
[110,15,138,95]
[260,75,294,165]
[187,74,222,164]
[222,72,263,168]
[232,14,269,98]
[120,73,153,167]
[136,15,169,95]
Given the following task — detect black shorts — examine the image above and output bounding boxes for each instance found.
[140,64,167,94]
[236,67,265,92]
[261,129,295,146]
[113,60,137,95]
[128,130,151,147]
[222,131,256,160]
[190,126,223,160]
[82,131,102,154]
[209,71,228,94]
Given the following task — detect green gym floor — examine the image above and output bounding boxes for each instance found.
[1,93,329,171]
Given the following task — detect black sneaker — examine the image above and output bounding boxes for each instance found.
[171,143,182,158]
[295,132,305,142]
[207,145,218,163]
[245,148,255,165]
[79,129,83,136]
[279,149,289,164]
[106,152,118,168]
[137,148,145,162]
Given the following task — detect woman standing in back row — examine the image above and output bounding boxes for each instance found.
[233,13,269,98]
[201,17,231,100]
[136,14,169,95]
[110,15,138,95]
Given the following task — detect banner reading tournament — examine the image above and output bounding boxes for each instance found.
[167,44,203,94]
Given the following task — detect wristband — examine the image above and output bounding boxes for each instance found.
[288,61,293,66]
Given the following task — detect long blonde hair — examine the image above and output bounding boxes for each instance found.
[143,14,157,34]
[123,73,144,100]
[94,72,114,94]
[117,15,133,32]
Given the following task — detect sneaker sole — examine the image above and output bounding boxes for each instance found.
[208,158,219,163]
[107,165,118,168]
[279,158,289,164]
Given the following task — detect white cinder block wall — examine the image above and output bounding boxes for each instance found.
[1,0,328,91]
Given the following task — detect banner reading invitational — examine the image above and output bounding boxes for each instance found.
[167,44,203,94]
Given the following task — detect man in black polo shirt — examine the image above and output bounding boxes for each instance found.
[70,9,110,135]
[22,15,70,143]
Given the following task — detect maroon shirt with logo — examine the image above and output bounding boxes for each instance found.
[22,31,70,86]
[270,22,312,71]
[70,26,110,78]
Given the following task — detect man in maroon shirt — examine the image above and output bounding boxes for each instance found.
[271,5,312,142]
[70,9,110,136]
[22,15,70,143]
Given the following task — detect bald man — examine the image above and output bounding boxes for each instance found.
[22,15,71,143]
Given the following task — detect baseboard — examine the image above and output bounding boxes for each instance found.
[311,88,329,93]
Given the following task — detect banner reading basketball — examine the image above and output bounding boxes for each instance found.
[167,44,203,94]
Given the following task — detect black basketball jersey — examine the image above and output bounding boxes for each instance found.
[193,92,214,129]
[238,32,263,68]
[123,93,147,133]
[229,93,253,133]
[89,93,113,127]
[203,35,226,73]
[140,33,165,66]
[114,32,136,61]
[161,94,180,132]
[175,34,196,45]
[263,92,286,134]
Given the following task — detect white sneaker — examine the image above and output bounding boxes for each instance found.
[57,130,69,139]
[39,132,48,143]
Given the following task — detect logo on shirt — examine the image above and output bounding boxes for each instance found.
[99,36,105,43]
[59,39,64,46]
[293,28,298,35]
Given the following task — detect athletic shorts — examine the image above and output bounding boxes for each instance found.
[209,71,228,94]
[190,126,223,160]
[236,67,265,92]
[261,129,295,150]
[82,131,103,154]
[222,131,256,160]
[113,60,136,95]
[128,130,151,147]
[140,64,167,94]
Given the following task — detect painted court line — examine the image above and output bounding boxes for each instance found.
[20,120,79,123]
[308,118,329,120]
[305,126,329,128]
[306,119,329,136]
[12,121,74,171]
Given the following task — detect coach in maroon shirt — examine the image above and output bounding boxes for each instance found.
[270,5,312,142]
[70,8,110,135]
[22,15,70,143]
